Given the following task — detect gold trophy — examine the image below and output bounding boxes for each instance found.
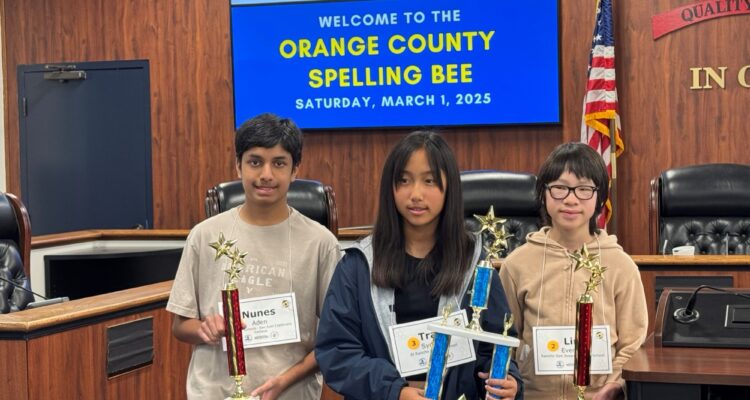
[425,206,519,399]
[210,233,256,400]
[467,206,512,330]
[569,244,607,400]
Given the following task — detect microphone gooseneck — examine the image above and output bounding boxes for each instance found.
[0,274,70,309]
[0,273,48,300]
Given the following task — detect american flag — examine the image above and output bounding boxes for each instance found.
[581,0,623,229]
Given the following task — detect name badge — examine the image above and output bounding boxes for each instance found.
[532,325,613,375]
[387,310,476,377]
[219,292,301,350]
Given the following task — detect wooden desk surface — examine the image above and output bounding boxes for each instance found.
[31,228,372,247]
[31,229,190,248]
[335,227,371,240]
[0,279,189,400]
[0,280,172,333]
[623,336,750,386]
[30,229,750,263]
[631,255,750,266]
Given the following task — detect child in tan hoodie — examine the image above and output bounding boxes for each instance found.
[500,142,647,400]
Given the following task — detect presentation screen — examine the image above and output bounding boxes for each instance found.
[230,0,560,129]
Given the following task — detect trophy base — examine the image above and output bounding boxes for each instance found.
[428,324,520,347]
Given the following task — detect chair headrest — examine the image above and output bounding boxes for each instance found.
[215,179,329,227]
[215,181,245,213]
[286,179,328,226]
[461,170,538,217]
[660,163,750,217]
[0,194,20,248]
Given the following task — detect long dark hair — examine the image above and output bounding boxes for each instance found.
[371,131,474,297]
[536,142,610,235]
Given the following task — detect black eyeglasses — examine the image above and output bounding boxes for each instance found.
[545,184,598,200]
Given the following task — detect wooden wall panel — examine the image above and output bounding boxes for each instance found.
[25,308,190,400]
[303,127,562,227]
[616,1,750,253]
[0,340,29,400]
[105,310,192,400]
[1,0,236,230]
[0,0,570,234]
[3,1,748,254]
[28,316,105,399]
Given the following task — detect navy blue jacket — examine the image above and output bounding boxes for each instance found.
[315,240,523,400]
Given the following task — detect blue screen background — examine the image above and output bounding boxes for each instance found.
[231,0,560,129]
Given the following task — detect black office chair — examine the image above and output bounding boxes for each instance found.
[649,163,750,255]
[461,170,539,257]
[204,179,338,235]
[0,192,34,313]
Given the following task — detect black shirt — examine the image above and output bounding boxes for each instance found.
[394,254,440,324]
[394,254,440,382]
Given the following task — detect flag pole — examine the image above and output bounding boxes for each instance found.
[608,118,617,235]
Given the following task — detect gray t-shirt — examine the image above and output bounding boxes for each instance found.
[167,206,341,400]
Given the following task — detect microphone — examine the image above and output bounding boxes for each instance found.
[0,274,69,309]
[673,285,750,324]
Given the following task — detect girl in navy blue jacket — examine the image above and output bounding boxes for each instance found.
[315,131,523,400]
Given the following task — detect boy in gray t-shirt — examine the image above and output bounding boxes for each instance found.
[167,113,340,400]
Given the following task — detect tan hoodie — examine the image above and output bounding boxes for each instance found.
[499,227,648,400]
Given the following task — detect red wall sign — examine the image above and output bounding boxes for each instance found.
[652,0,750,39]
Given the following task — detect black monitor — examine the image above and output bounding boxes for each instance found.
[44,247,183,300]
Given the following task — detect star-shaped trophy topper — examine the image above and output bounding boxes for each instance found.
[473,206,511,261]
[209,232,237,261]
[209,232,247,286]
[569,243,607,296]
[224,247,248,283]
[473,205,505,235]
[489,228,513,257]
[224,263,244,283]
